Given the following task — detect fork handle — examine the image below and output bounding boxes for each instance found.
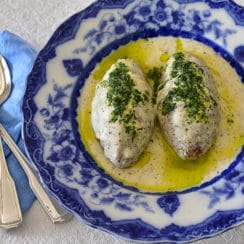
[0,123,73,223]
[0,136,22,228]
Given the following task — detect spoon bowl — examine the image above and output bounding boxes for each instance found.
[0,55,11,104]
[0,54,22,229]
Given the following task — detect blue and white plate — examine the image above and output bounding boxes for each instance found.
[22,0,244,243]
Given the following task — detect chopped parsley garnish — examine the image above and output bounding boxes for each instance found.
[227,118,234,124]
[146,66,163,104]
[105,61,149,140]
[227,113,234,125]
[161,52,217,122]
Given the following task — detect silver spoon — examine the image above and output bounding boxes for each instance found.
[0,54,73,225]
[0,54,22,229]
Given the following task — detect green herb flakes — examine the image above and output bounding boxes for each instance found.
[146,66,163,104]
[161,52,217,122]
[105,61,148,140]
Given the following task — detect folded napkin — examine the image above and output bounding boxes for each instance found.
[0,30,36,212]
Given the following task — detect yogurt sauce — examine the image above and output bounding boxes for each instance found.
[77,37,244,192]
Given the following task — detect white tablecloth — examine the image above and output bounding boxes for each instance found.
[0,1,243,243]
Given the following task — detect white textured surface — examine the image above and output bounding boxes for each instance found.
[0,0,243,243]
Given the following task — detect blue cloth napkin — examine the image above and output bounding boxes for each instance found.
[0,30,36,212]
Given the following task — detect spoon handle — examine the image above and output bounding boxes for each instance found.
[0,123,73,223]
[0,136,22,229]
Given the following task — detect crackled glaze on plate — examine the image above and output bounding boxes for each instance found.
[22,0,244,243]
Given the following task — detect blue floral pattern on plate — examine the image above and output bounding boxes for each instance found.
[22,0,244,243]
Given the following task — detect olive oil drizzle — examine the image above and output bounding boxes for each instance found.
[79,37,244,192]
[105,61,149,140]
